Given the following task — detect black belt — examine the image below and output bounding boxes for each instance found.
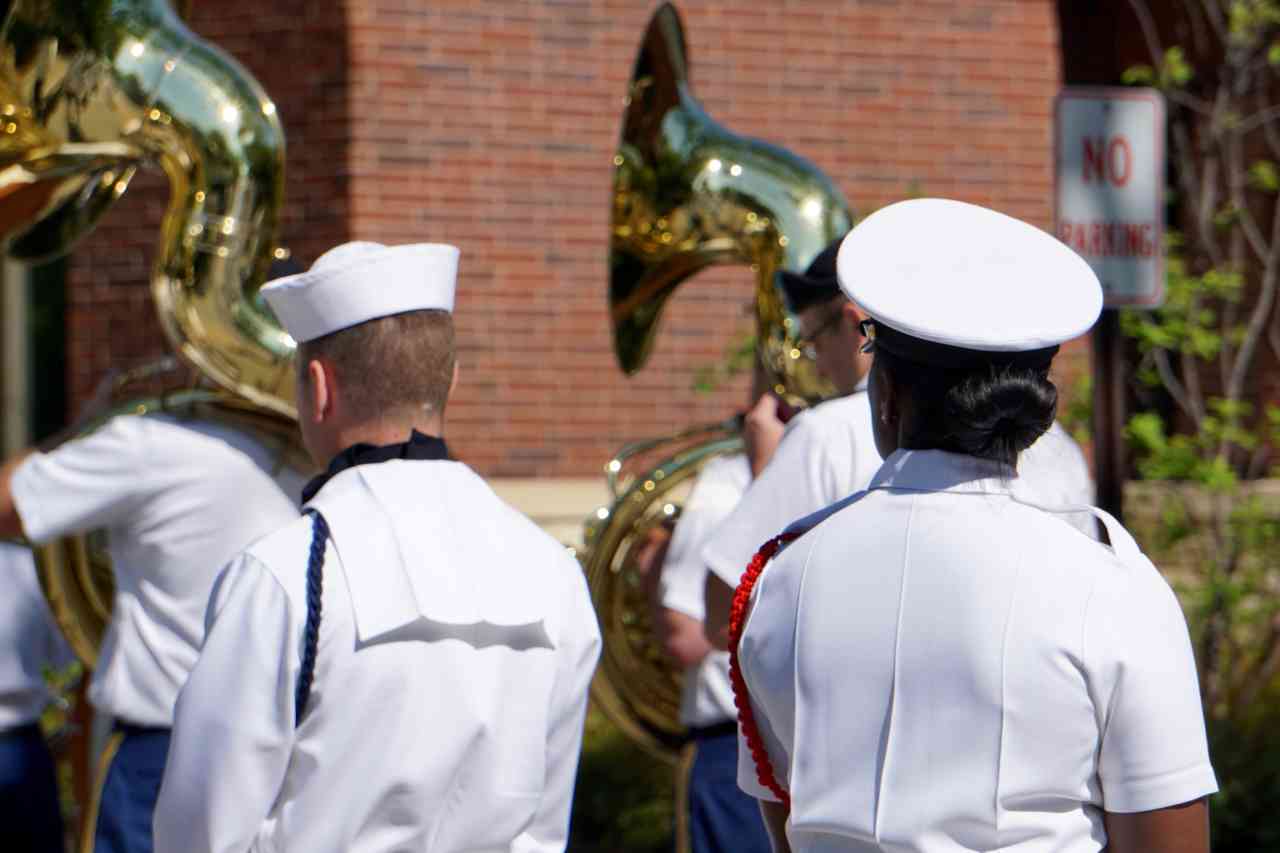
[687,720,738,741]
[0,721,44,740]
[112,721,171,738]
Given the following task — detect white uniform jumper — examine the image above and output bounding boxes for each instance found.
[737,449,1217,852]
[156,440,602,853]
[0,542,73,849]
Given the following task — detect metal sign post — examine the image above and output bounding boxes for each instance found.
[1055,87,1167,521]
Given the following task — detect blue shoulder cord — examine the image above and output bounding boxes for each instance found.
[295,509,328,727]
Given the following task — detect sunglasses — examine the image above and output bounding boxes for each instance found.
[796,308,846,359]
[859,318,876,354]
[796,309,870,360]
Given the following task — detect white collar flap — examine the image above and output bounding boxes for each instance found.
[306,461,559,643]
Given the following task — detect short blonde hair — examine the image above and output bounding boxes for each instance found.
[298,309,455,418]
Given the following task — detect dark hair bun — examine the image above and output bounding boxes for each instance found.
[943,369,1057,464]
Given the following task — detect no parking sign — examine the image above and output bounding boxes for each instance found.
[1055,87,1166,308]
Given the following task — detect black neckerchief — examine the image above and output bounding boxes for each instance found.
[302,430,450,503]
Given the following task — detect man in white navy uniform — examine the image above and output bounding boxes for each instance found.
[0,542,74,852]
[155,242,603,853]
[647,361,786,853]
[0,390,301,853]
[733,199,1216,853]
[702,245,1099,648]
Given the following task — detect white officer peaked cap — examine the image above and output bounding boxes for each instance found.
[262,241,460,343]
[836,198,1102,362]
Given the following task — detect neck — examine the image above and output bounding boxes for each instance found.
[320,413,445,462]
[852,348,874,387]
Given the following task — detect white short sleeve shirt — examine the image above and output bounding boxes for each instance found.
[738,449,1217,852]
[702,390,880,589]
[0,543,73,729]
[657,452,751,727]
[11,414,301,726]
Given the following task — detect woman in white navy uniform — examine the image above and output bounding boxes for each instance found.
[701,242,1099,650]
[155,242,602,853]
[0,542,74,852]
[731,199,1217,853]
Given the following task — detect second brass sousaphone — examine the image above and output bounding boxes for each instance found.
[0,0,307,667]
[585,2,853,762]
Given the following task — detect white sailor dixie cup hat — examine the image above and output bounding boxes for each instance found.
[836,198,1103,368]
[262,241,460,343]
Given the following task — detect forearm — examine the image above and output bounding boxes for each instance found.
[0,450,33,539]
[1104,798,1209,853]
[657,609,713,668]
[704,573,734,650]
[759,800,791,853]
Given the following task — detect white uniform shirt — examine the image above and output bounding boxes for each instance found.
[702,389,881,589]
[155,459,602,853]
[0,543,73,729]
[11,414,301,726]
[738,449,1217,852]
[703,388,1096,590]
[657,452,751,728]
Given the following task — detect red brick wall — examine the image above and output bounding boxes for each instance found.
[66,0,1079,477]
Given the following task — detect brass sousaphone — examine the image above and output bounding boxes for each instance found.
[584,2,853,761]
[0,0,305,665]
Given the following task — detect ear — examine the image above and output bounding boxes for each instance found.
[448,360,460,401]
[305,358,334,423]
[841,299,866,325]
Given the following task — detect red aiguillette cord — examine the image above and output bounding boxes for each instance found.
[727,529,805,810]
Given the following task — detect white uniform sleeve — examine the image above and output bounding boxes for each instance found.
[513,568,602,852]
[1085,558,1218,813]
[735,548,804,804]
[702,416,838,588]
[659,458,747,620]
[155,554,297,853]
[10,416,146,544]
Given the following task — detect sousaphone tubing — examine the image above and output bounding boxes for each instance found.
[0,0,308,666]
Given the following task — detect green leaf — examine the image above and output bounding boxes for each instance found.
[1201,455,1239,492]
[1123,65,1157,86]
[1162,46,1195,88]
[1127,412,1169,454]
[1230,1,1261,43]
[1209,398,1256,421]
[1250,160,1280,192]
[1269,42,1280,65]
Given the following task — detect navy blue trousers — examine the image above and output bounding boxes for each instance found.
[687,728,772,853]
[91,725,170,853]
[0,722,65,853]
